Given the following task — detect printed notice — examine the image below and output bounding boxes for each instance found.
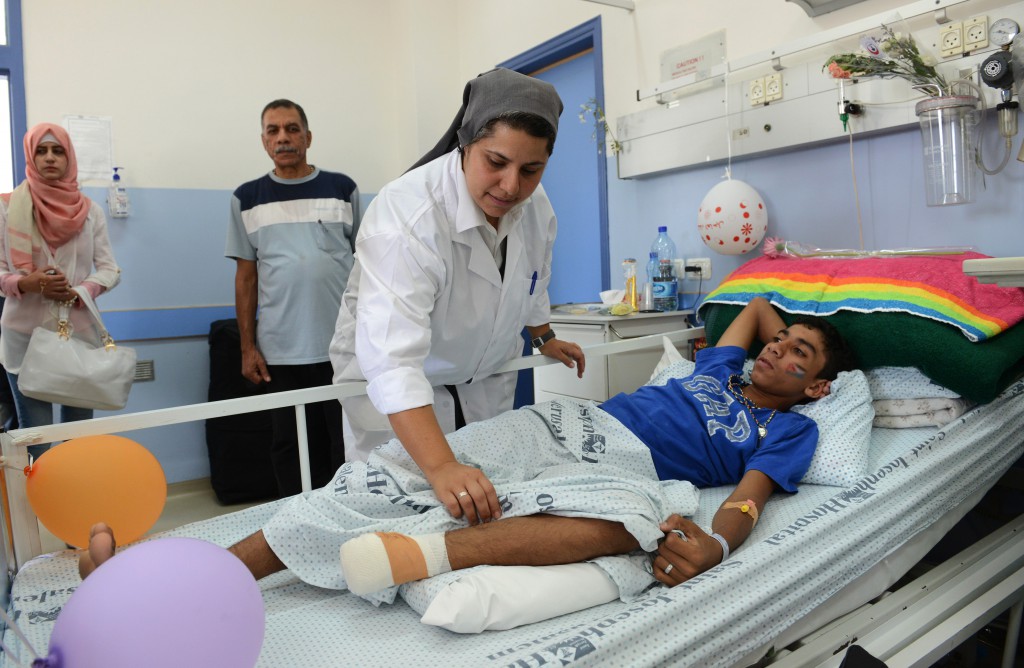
[63,115,113,182]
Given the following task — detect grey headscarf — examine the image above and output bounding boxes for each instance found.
[407,67,563,172]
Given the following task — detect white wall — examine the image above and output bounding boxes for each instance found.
[23,0,464,191]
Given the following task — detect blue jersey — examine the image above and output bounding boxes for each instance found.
[600,346,818,491]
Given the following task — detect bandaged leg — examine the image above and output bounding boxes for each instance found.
[340,532,451,595]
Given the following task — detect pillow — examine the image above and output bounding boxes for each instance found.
[647,346,874,487]
[790,369,874,486]
[417,562,619,633]
[865,366,961,401]
[648,335,687,384]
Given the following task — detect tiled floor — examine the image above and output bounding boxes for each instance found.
[39,478,265,553]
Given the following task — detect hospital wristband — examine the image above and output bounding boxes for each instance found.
[710,532,730,563]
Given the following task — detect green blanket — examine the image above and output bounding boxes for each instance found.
[702,303,1024,403]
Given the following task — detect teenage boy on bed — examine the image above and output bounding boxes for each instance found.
[80,296,855,592]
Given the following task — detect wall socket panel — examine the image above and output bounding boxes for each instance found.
[749,77,765,106]
[963,15,989,52]
[765,72,783,102]
[939,22,964,58]
[684,257,711,280]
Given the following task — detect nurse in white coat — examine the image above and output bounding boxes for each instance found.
[331,68,585,524]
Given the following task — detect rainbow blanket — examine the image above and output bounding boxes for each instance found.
[700,253,1024,342]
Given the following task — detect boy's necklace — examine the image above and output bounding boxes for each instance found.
[727,375,777,439]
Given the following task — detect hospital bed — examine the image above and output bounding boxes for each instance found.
[1,255,1024,666]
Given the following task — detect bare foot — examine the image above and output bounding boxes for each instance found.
[78,522,116,579]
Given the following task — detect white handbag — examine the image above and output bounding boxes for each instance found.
[18,286,136,411]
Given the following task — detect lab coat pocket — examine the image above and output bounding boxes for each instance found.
[514,274,537,325]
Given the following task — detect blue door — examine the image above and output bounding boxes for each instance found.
[503,18,609,408]
[533,51,605,305]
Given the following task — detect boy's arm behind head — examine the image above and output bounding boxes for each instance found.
[715,296,786,351]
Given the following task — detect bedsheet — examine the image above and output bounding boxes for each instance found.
[263,399,698,603]
[3,379,1023,667]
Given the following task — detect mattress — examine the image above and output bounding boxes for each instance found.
[3,379,1023,667]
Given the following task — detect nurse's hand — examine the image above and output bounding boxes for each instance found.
[427,461,501,525]
[540,339,586,379]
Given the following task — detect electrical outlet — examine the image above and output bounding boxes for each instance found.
[684,257,711,280]
[748,78,765,106]
[964,16,989,52]
[764,72,783,102]
[939,22,964,58]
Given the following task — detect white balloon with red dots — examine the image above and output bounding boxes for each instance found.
[697,179,767,255]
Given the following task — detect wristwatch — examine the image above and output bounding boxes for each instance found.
[531,329,556,349]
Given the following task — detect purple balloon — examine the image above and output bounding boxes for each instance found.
[45,538,264,668]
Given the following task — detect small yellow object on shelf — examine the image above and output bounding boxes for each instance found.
[608,303,633,316]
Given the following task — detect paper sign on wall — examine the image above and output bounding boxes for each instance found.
[658,30,726,104]
[63,115,113,183]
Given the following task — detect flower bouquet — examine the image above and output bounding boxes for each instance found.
[824,24,948,96]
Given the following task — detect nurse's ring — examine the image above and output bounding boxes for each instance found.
[458,491,469,499]
[663,563,674,575]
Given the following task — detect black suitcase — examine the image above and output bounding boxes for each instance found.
[205,318,277,504]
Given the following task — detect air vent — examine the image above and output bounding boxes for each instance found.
[134,360,155,382]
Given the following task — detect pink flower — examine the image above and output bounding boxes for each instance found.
[762,237,786,258]
[827,62,852,79]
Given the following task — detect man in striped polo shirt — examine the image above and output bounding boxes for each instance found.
[225,99,361,497]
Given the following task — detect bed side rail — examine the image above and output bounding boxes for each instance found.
[771,514,1024,668]
[0,326,704,574]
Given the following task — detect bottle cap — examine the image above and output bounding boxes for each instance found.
[658,226,668,232]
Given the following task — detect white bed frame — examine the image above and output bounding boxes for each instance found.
[1,325,1021,667]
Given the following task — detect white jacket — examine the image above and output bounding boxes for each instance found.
[331,150,555,456]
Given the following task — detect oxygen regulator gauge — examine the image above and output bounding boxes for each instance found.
[990,18,1020,47]
[981,51,1015,90]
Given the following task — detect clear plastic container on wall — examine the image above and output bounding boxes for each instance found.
[915,95,980,207]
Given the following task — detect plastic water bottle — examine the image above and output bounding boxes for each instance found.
[650,227,677,311]
[651,226,677,265]
[652,259,677,312]
[107,167,130,218]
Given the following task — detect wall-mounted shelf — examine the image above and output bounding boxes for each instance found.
[963,256,1024,286]
[636,0,971,103]
[617,0,1023,179]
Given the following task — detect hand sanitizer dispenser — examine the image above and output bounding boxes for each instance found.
[107,167,130,218]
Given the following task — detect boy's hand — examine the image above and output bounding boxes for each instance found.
[652,515,724,585]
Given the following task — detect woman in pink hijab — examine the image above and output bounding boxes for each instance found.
[0,123,121,458]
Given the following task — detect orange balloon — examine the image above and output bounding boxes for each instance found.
[26,435,166,548]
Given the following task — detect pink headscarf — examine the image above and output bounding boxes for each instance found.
[22,123,90,248]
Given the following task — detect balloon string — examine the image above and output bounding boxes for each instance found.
[0,605,40,667]
[0,454,34,474]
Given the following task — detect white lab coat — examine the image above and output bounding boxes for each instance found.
[331,150,556,461]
